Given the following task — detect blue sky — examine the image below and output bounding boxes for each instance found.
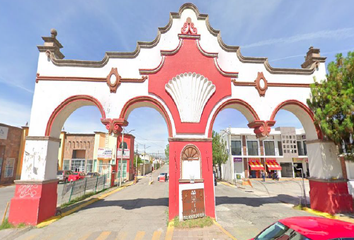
[1,0,354,157]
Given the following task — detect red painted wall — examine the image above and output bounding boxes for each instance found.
[9,181,58,225]
[147,38,232,135]
[309,179,353,214]
[117,134,135,180]
[169,141,215,220]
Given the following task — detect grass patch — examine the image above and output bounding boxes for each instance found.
[60,188,109,208]
[173,216,213,228]
[0,218,27,231]
[293,205,305,210]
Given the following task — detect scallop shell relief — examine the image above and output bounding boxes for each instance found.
[165,72,216,123]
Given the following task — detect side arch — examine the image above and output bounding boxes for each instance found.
[270,99,322,140]
[119,96,174,137]
[45,95,106,138]
[207,98,260,137]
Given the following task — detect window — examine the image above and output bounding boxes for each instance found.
[4,158,15,178]
[278,141,283,156]
[264,141,275,156]
[119,141,128,149]
[231,140,242,155]
[63,160,70,170]
[303,141,307,155]
[247,141,259,156]
[297,141,305,156]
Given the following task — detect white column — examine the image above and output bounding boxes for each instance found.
[21,137,60,181]
[307,140,343,179]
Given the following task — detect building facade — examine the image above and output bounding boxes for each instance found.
[60,133,95,172]
[220,127,308,182]
[0,124,28,185]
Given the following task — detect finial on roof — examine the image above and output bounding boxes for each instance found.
[50,28,57,38]
[37,28,65,59]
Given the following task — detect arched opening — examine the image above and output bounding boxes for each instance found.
[209,99,260,180]
[45,95,106,138]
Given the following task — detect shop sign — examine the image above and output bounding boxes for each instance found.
[293,158,308,163]
[182,189,205,220]
[233,157,242,162]
[117,148,130,159]
[0,126,8,140]
[97,148,112,159]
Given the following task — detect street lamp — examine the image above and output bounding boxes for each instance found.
[119,128,134,187]
[295,167,307,207]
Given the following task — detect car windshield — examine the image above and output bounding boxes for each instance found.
[255,222,311,240]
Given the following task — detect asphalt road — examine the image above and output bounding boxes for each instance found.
[0,168,318,240]
[215,182,315,240]
[11,166,169,240]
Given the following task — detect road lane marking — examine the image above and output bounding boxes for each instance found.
[213,220,237,240]
[165,221,174,240]
[134,231,145,240]
[96,231,111,240]
[23,235,38,240]
[115,231,127,240]
[78,233,92,240]
[152,230,162,240]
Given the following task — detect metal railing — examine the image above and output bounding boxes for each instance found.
[57,175,109,206]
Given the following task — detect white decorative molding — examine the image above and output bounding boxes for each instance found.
[165,72,216,123]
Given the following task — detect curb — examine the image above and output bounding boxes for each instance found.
[213,220,237,240]
[36,182,134,228]
[302,207,354,224]
[165,221,174,240]
[149,180,154,185]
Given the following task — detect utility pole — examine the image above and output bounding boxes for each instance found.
[136,144,139,177]
[119,130,125,187]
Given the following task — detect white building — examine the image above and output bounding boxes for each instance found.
[220,127,308,181]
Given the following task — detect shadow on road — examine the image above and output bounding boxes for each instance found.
[81,197,169,211]
[216,194,303,207]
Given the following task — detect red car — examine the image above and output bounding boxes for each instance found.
[68,172,85,182]
[251,216,354,240]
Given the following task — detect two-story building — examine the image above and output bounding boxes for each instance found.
[220,127,308,182]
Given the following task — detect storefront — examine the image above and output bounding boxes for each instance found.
[248,158,264,178]
[293,158,309,178]
[265,159,282,178]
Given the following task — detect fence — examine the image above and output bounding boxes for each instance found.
[57,175,109,206]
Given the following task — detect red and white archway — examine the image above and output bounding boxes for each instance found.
[9,3,352,225]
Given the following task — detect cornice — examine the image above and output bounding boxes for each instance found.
[42,3,325,75]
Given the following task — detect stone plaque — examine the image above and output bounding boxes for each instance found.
[182,189,205,220]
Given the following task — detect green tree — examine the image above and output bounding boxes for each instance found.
[165,144,169,160]
[133,153,143,167]
[212,130,229,179]
[307,51,354,161]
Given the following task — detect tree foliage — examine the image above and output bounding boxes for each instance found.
[165,144,169,160]
[307,51,354,160]
[212,130,229,178]
[133,154,143,167]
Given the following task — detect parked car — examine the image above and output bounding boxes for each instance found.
[250,216,354,240]
[57,170,73,183]
[86,172,100,178]
[68,172,86,182]
[213,171,217,186]
[158,173,168,182]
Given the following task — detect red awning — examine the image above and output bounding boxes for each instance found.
[249,159,264,170]
[266,159,282,170]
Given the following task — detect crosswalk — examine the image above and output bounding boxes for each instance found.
[19,230,170,240]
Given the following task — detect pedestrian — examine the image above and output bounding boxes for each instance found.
[261,170,265,182]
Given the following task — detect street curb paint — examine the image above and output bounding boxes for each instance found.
[219,181,236,188]
[165,221,174,240]
[149,180,154,185]
[302,207,354,224]
[36,182,134,228]
[213,220,237,240]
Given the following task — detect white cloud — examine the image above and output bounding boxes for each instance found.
[241,28,354,49]
[0,76,34,94]
[0,98,31,127]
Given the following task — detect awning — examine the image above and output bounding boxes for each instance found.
[249,159,264,170]
[266,159,282,170]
